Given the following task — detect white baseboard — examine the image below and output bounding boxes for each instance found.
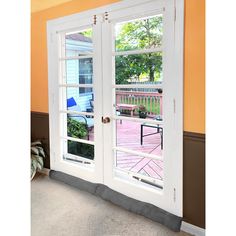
[181,221,205,236]
[38,168,50,176]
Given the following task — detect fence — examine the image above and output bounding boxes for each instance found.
[116,91,163,116]
[118,81,162,93]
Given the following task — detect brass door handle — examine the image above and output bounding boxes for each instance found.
[102,117,110,124]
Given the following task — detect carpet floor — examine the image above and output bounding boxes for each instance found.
[31,174,191,236]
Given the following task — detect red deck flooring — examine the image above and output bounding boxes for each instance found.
[116,120,163,180]
[88,119,163,180]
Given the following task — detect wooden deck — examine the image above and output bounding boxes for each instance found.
[116,120,163,180]
[88,119,163,180]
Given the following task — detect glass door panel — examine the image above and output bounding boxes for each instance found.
[115,151,163,186]
[115,14,163,52]
[115,52,163,84]
[60,27,96,165]
[115,120,163,156]
[115,88,163,120]
[65,28,93,56]
[63,59,93,85]
[112,14,164,189]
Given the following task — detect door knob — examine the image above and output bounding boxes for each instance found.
[102,117,110,124]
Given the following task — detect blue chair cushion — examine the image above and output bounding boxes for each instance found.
[67,97,77,107]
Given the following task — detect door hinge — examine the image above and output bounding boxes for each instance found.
[93,15,97,25]
[103,12,109,22]
[173,98,176,114]
[174,6,176,22]
[173,188,176,202]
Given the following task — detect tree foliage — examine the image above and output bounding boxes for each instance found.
[115,15,163,84]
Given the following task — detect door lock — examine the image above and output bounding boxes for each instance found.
[102,117,110,124]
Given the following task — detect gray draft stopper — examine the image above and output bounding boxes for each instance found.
[49,170,182,232]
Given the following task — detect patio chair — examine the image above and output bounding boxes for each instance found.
[140,116,163,149]
[67,97,94,140]
[89,99,94,112]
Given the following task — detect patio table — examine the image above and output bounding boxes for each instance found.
[117,103,138,117]
[140,123,163,149]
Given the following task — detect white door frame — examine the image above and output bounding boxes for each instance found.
[47,0,184,216]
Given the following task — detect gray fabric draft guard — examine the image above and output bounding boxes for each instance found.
[49,170,182,232]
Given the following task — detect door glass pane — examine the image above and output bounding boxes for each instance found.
[116,151,163,181]
[65,28,93,56]
[115,52,162,84]
[115,120,163,156]
[115,14,163,52]
[65,87,94,113]
[68,141,94,160]
[115,88,163,120]
[67,115,94,142]
[113,15,164,185]
[62,58,93,85]
[61,113,94,161]
[61,28,95,162]
[65,140,94,161]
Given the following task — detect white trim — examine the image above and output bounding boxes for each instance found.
[113,115,163,125]
[115,167,163,187]
[113,84,162,89]
[60,110,94,117]
[113,146,163,161]
[38,168,50,176]
[107,0,165,22]
[59,84,93,88]
[59,55,93,60]
[181,221,205,236]
[61,136,94,145]
[113,47,162,56]
[47,0,161,29]
[64,153,94,165]
[109,6,164,24]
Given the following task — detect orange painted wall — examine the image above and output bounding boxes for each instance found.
[184,0,205,133]
[31,0,205,133]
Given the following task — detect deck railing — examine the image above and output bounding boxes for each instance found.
[116,91,163,116]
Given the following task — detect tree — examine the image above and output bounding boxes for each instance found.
[115,16,163,84]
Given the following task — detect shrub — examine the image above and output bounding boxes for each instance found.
[67,117,94,160]
[67,117,88,139]
[68,141,94,160]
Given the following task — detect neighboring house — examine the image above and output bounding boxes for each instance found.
[65,33,93,111]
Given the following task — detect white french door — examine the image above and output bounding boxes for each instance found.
[48,16,104,183]
[47,0,183,216]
